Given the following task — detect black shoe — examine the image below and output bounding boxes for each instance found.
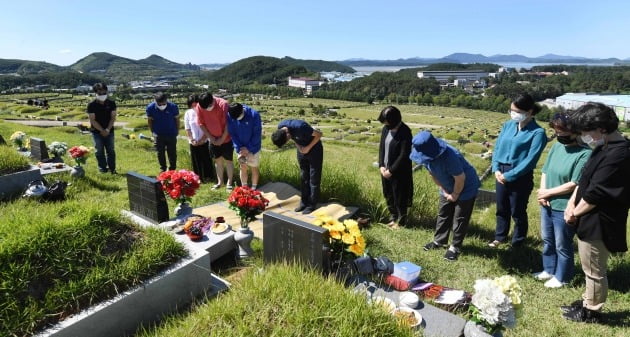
[294,205,306,212]
[99,168,108,173]
[302,207,314,214]
[423,241,444,251]
[562,306,601,323]
[110,170,118,175]
[560,299,584,313]
[444,249,459,261]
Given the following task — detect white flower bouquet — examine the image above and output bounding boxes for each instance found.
[48,141,68,157]
[468,275,523,335]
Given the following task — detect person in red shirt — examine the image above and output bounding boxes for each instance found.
[196,92,234,190]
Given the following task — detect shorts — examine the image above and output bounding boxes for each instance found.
[210,142,234,161]
[237,151,260,168]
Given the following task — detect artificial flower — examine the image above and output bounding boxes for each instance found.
[227,186,269,228]
[157,169,200,204]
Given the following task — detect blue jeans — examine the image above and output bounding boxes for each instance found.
[92,131,116,172]
[540,206,576,283]
[494,165,533,245]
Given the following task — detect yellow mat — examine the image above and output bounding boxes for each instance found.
[193,182,358,238]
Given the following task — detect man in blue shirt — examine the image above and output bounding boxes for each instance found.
[410,131,480,260]
[271,119,323,214]
[227,103,262,190]
[146,92,180,172]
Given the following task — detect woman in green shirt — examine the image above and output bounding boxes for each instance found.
[534,113,590,288]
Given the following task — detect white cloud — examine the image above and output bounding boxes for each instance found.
[59,49,72,54]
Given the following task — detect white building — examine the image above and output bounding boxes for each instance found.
[417,70,489,83]
[288,77,326,95]
[555,93,630,122]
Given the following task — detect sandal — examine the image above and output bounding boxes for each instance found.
[488,240,504,248]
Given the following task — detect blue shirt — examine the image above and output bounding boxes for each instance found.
[491,119,547,182]
[424,145,480,201]
[146,102,179,137]
[278,119,315,146]
[227,105,262,154]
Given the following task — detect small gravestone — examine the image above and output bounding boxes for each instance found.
[475,189,496,209]
[0,134,5,145]
[30,137,49,161]
[126,171,169,224]
[263,212,330,272]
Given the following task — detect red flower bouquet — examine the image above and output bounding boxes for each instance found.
[227,186,269,228]
[68,145,91,166]
[157,169,201,204]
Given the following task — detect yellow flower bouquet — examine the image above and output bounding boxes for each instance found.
[312,211,366,266]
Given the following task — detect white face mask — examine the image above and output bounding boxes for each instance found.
[237,113,245,121]
[580,134,605,149]
[96,94,107,101]
[510,110,527,122]
[157,104,167,111]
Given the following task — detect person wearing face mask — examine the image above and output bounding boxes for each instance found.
[87,82,117,174]
[226,103,262,190]
[146,92,180,172]
[533,112,591,288]
[560,102,630,323]
[377,106,413,229]
[196,92,234,190]
[489,93,548,248]
[184,94,215,183]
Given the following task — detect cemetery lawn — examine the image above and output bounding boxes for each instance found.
[1,96,629,337]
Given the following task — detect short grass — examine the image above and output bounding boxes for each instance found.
[0,145,31,175]
[1,96,629,337]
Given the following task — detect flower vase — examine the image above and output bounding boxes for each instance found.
[173,202,193,218]
[234,220,254,258]
[70,166,85,178]
[464,321,503,337]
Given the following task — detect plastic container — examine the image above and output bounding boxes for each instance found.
[393,261,422,283]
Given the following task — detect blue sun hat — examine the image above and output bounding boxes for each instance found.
[410,131,448,165]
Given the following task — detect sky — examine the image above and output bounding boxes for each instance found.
[2,0,629,66]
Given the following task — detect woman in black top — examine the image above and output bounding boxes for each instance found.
[562,102,630,323]
[378,106,413,229]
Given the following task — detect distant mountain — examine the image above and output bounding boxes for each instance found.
[207,56,312,84]
[340,53,624,67]
[0,59,63,75]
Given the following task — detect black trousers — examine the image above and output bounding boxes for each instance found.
[155,135,177,171]
[190,141,215,183]
[297,141,323,209]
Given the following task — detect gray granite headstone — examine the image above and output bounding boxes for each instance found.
[30,137,49,161]
[126,171,169,224]
[263,212,330,272]
[475,189,496,209]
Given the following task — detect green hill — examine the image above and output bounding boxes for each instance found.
[69,52,198,81]
[281,56,355,73]
[0,59,63,75]
[208,56,313,84]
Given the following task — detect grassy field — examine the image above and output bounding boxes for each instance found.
[1,95,629,337]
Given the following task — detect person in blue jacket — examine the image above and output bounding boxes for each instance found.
[227,103,262,190]
[489,93,547,248]
[146,92,180,172]
[411,131,480,261]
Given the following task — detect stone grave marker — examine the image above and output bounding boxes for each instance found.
[475,189,496,209]
[263,211,330,272]
[126,171,169,224]
[30,137,49,161]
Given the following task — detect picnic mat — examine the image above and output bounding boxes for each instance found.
[193,182,358,238]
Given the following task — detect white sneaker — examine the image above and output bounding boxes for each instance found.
[544,277,566,288]
[533,271,553,281]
